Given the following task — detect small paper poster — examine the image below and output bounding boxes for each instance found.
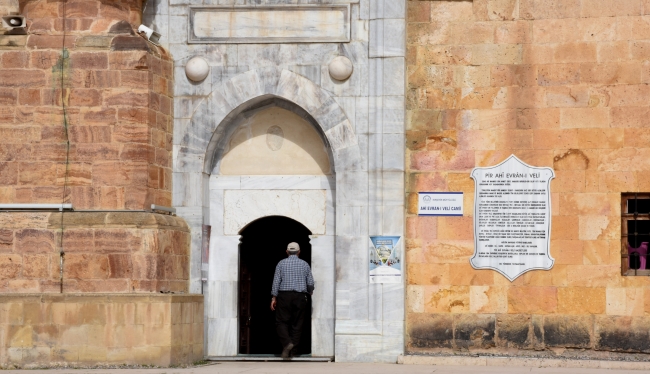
[369,236,402,283]
[418,192,464,216]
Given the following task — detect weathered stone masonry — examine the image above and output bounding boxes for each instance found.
[1,0,172,210]
[0,0,187,294]
[406,0,650,358]
[4,0,650,367]
[0,0,200,367]
[0,294,203,366]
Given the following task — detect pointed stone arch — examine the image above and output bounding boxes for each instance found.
[173,68,364,359]
[174,68,362,180]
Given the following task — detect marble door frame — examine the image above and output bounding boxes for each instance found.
[205,174,335,357]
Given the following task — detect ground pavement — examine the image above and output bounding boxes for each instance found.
[2,362,648,374]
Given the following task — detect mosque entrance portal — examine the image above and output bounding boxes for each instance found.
[238,216,313,356]
[200,94,341,359]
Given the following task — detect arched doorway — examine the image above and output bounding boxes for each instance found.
[202,96,337,358]
[173,69,400,361]
[238,216,312,356]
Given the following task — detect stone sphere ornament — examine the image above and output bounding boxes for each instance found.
[185,57,210,82]
[328,56,353,81]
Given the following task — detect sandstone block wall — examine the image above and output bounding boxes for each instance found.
[0,1,199,366]
[0,294,203,368]
[0,0,173,210]
[406,0,650,357]
[0,212,190,293]
[0,0,187,292]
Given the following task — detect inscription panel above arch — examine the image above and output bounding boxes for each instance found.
[189,6,350,44]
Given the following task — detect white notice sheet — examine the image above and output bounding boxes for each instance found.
[470,155,555,281]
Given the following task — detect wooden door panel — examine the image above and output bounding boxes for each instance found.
[238,262,251,354]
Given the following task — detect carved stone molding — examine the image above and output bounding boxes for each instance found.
[188,5,350,44]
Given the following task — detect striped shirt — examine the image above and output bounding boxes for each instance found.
[271,255,315,296]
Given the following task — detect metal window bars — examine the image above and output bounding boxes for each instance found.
[621,193,650,276]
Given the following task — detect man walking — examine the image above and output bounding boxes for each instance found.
[270,242,315,359]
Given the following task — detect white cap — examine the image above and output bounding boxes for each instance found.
[287,242,300,254]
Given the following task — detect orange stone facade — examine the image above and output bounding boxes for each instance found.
[0,0,185,294]
[0,0,172,210]
[406,0,650,357]
[0,0,195,367]
[0,294,203,367]
[0,212,190,294]
[3,0,650,367]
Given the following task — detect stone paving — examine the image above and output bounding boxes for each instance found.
[1,362,647,374]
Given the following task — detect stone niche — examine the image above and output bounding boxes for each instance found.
[0,294,203,368]
[219,106,332,175]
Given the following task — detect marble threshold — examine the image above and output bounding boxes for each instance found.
[207,355,333,362]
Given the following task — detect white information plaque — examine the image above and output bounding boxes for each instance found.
[470,155,555,281]
[418,192,464,216]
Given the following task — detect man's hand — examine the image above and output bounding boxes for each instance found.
[270,297,276,311]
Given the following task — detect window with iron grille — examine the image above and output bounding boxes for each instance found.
[621,193,650,276]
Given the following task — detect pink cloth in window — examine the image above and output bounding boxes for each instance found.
[627,242,648,270]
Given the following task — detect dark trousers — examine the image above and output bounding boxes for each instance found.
[275,291,308,352]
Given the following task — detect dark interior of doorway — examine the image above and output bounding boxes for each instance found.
[238,216,312,356]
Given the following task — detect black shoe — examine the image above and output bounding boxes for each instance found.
[281,343,294,359]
